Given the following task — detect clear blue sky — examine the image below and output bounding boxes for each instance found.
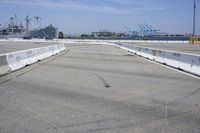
[0,0,199,35]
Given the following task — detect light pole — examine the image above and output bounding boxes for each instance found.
[193,0,196,41]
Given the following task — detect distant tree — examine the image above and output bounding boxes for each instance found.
[58,32,64,39]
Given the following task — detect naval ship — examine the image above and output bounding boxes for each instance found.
[0,15,57,39]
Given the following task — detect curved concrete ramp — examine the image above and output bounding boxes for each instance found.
[0,44,199,133]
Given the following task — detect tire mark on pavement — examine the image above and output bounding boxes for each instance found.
[93,73,111,88]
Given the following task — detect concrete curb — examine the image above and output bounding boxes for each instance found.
[0,43,65,76]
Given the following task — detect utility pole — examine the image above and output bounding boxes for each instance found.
[193,0,196,38]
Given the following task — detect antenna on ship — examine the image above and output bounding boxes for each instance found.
[14,14,19,26]
[33,16,41,30]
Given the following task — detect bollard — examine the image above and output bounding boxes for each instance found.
[189,36,199,45]
[189,36,194,45]
[196,36,199,45]
[189,36,191,44]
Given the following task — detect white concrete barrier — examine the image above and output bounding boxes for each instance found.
[112,43,200,77]
[60,40,199,76]
[0,43,65,76]
[54,39,189,44]
[0,38,189,44]
[1,39,196,76]
[0,55,11,75]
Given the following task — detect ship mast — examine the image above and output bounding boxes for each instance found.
[25,15,30,32]
[10,17,14,33]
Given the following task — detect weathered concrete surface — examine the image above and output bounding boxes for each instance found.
[126,42,200,55]
[0,41,57,54]
[0,43,199,133]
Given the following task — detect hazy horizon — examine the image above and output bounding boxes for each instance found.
[0,0,199,35]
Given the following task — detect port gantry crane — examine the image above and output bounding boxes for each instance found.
[138,24,145,37]
[138,24,150,37]
[124,26,138,37]
[138,24,160,37]
[144,23,160,36]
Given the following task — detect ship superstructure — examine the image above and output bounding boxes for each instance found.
[0,15,57,39]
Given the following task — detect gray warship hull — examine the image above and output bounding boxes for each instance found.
[26,25,57,39]
[0,25,57,39]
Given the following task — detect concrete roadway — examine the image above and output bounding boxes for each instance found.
[0,43,200,133]
[126,42,200,55]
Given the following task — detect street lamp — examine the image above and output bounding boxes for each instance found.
[193,0,196,37]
